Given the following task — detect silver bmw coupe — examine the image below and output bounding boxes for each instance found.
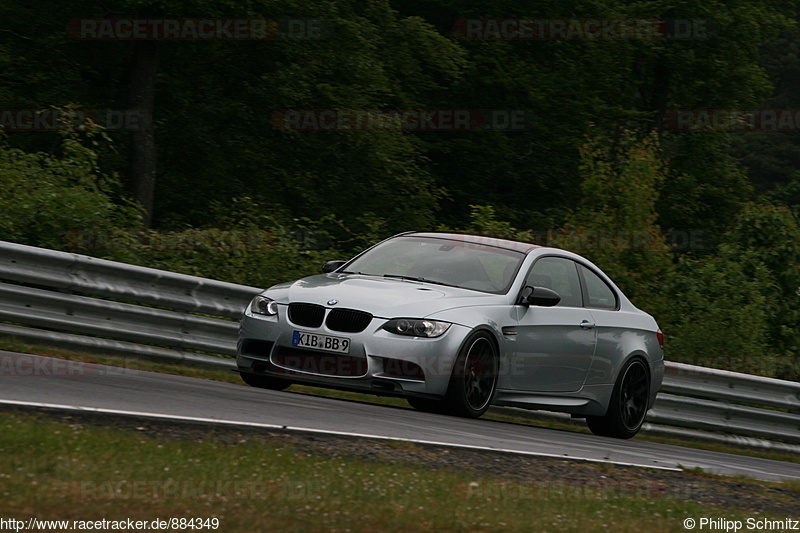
[237,232,664,438]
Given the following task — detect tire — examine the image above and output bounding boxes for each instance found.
[587,357,650,439]
[240,371,291,391]
[441,331,498,418]
[407,397,445,414]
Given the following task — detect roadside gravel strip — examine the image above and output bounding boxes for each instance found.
[2,406,798,516]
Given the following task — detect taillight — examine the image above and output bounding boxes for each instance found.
[656,329,664,349]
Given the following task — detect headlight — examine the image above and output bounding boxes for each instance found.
[382,318,451,338]
[250,295,278,316]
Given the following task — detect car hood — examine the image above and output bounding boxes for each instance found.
[263,273,508,320]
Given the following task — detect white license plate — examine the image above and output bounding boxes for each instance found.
[292,331,350,354]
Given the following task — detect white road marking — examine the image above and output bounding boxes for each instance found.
[0,398,682,473]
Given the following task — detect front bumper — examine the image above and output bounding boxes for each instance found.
[236,308,471,398]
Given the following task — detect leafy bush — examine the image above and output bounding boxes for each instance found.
[551,129,673,315]
[0,131,141,249]
[439,204,537,243]
[91,197,381,289]
[719,203,800,378]
[659,246,777,376]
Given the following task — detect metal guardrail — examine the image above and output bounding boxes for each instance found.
[649,394,799,442]
[0,241,258,318]
[0,240,258,369]
[661,361,800,412]
[0,240,798,444]
[649,362,800,443]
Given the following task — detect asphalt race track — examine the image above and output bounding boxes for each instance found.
[1,351,798,481]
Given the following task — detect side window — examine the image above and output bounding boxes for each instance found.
[526,257,583,307]
[579,265,618,309]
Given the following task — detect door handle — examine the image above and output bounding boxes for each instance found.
[579,320,595,329]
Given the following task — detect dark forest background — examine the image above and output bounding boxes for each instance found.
[1,0,798,378]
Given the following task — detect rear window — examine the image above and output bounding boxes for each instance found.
[579,265,617,309]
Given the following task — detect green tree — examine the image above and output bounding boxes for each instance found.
[660,203,800,379]
[722,202,800,375]
[658,134,755,245]
[728,22,800,204]
[438,204,536,243]
[0,130,141,250]
[552,129,673,312]
[658,246,776,374]
[0,0,465,233]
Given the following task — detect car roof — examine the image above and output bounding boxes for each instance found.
[402,232,541,254]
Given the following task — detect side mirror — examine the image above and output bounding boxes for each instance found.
[322,260,347,273]
[520,285,561,307]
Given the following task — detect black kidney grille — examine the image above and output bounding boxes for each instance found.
[326,308,373,333]
[288,303,325,328]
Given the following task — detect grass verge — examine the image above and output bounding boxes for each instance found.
[0,410,797,533]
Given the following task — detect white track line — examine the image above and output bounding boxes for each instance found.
[0,398,682,473]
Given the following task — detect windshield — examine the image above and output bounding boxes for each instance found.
[342,235,525,294]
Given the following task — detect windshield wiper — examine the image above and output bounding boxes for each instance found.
[382,274,456,287]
